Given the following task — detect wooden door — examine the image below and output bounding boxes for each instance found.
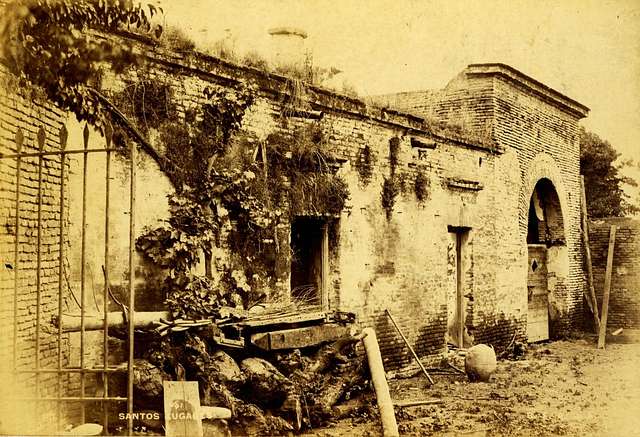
[527,244,549,342]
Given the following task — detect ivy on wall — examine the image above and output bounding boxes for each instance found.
[131,77,350,318]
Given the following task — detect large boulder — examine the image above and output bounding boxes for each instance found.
[208,350,245,393]
[240,357,293,407]
[465,344,497,382]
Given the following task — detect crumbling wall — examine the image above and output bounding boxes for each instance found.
[85,40,523,369]
[588,217,640,330]
[68,41,585,369]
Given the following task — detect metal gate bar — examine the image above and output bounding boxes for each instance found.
[127,138,136,435]
[57,125,67,434]
[12,129,23,373]
[1,124,137,436]
[103,123,112,434]
[80,125,89,424]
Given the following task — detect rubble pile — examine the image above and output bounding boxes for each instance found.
[100,308,370,435]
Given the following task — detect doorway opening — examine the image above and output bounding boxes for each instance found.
[290,216,328,310]
[447,226,471,348]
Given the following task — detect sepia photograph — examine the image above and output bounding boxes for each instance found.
[0,0,638,435]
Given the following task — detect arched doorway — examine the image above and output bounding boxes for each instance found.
[526,178,566,341]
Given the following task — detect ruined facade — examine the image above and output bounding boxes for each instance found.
[1,37,591,380]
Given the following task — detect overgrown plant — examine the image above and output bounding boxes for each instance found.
[0,0,162,127]
[135,85,349,317]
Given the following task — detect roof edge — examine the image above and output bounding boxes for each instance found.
[466,63,589,119]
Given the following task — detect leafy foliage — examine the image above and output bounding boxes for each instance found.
[580,127,638,217]
[0,0,162,126]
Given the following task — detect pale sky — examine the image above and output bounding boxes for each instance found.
[158,0,640,170]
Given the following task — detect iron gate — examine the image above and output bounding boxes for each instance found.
[1,123,137,435]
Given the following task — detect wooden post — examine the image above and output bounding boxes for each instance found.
[597,225,616,349]
[362,328,399,437]
[580,176,600,333]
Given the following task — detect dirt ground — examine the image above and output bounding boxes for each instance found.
[305,334,640,437]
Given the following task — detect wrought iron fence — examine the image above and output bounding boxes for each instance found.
[0,123,137,435]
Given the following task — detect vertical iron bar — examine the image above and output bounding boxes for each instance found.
[456,232,463,348]
[80,125,89,423]
[13,129,23,372]
[127,141,136,435]
[103,123,113,435]
[57,126,68,431]
[36,127,45,420]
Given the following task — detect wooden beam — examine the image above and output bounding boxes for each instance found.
[250,323,352,350]
[597,225,617,349]
[580,176,600,333]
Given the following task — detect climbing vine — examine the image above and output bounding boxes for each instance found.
[134,82,350,318]
[414,170,430,202]
[381,176,400,220]
[381,136,402,220]
[355,145,374,186]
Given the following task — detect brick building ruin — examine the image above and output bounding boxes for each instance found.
[0,31,611,433]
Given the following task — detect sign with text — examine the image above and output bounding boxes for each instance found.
[163,381,203,437]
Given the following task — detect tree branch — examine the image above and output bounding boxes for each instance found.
[88,87,181,187]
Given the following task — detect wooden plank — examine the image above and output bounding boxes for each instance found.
[580,176,601,333]
[250,323,352,350]
[394,399,444,408]
[527,246,549,342]
[163,381,203,437]
[321,222,329,311]
[597,225,616,349]
[456,232,464,348]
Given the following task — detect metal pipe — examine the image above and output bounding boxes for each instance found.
[127,140,137,435]
[80,124,89,423]
[5,367,128,374]
[15,396,128,402]
[12,129,23,372]
[103,124,112,435]
[57,125,68,431]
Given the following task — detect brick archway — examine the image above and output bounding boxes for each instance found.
[522,153,570,341]
[521,153,569,240]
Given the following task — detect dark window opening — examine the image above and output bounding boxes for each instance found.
[290,217,327,309]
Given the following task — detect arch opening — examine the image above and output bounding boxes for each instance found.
[526,178,567,342]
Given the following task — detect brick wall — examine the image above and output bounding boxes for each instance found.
[0,65,74,433]
[85,39,562,370]
[588,218,640,330]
